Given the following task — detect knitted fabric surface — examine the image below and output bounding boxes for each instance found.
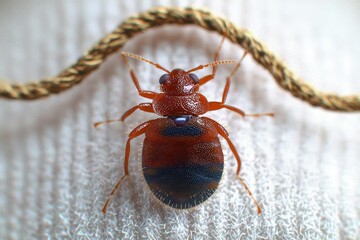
[0,0,359,239]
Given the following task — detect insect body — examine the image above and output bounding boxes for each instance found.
[95,39,273,213]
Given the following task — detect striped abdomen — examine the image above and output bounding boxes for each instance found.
[142,117,224,209]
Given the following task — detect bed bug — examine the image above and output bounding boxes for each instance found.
[95,37,273,214]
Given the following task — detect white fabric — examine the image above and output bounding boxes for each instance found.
[0,0,359,239]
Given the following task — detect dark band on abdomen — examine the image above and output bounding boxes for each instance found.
[161,125,203,137]
[143,163,223,209]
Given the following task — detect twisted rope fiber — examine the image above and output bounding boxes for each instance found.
[0,7,359,111]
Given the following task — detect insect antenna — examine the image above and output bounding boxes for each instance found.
[122,52,170,73]
[228,51,248,79]
[186,59,237,73]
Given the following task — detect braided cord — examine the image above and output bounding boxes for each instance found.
[0,7,359,111]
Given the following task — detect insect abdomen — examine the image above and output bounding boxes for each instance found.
[142,118,224,209]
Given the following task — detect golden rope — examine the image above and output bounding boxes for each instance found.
[0,7,359,112]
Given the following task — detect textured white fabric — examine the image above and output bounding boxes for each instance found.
[0,0,359,239]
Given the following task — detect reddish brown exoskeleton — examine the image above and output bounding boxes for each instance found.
[95,37,273,213]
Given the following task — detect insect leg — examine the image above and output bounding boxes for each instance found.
[122,54,158,99]
[102,120,153,214]
[222,51,247,102]
[207,50,274,117]
[120,103,154,122]
[208,102,274,118]
[202,117,240,174]
[198,35,226,86]
[93,103,154,127]
[202,117,262,214]
[236,175,262,214]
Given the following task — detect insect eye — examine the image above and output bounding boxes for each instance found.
[189,73,199,84]
[159,74,169,84]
